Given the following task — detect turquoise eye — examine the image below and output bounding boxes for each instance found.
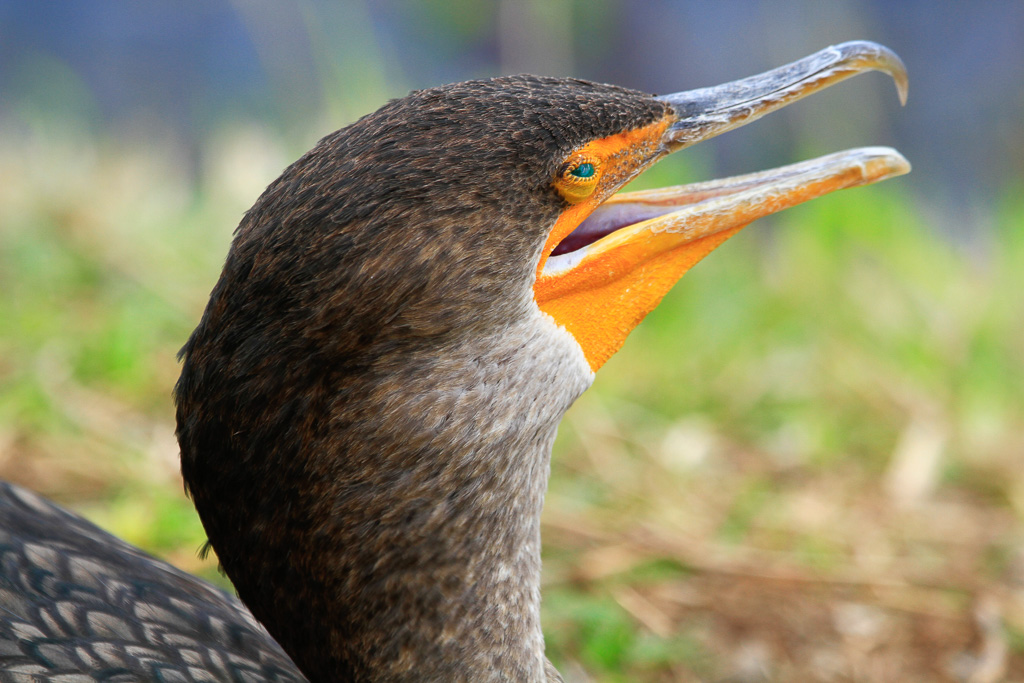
[570,162,596,179]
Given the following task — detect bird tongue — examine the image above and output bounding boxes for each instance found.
[551,203,681,256]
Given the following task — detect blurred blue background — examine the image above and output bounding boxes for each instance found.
[2,1,1021,239]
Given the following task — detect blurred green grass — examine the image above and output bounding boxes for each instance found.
[1,126,1022,681]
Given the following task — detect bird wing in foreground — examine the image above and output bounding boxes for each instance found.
[0,482,305,681]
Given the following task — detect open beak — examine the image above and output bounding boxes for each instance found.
[532,41,909,374]
[534,41,910,371]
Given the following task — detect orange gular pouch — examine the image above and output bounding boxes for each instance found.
[535,197,743,372]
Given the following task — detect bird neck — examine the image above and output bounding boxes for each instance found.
[180,308,592,681]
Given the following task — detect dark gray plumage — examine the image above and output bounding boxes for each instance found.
[0,481,304,681]
[0,74,667,683]
[175,75,663,682]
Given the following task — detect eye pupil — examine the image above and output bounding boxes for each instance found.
[570,162,596,179]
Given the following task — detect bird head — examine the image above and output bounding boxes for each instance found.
[205,42,907,382]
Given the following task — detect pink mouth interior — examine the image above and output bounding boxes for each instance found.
[551,203,682,256]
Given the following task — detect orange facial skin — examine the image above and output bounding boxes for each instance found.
[534,115,734,371]
[537,118,672,276]
[536,217,741,372]
[534,129,910,371]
